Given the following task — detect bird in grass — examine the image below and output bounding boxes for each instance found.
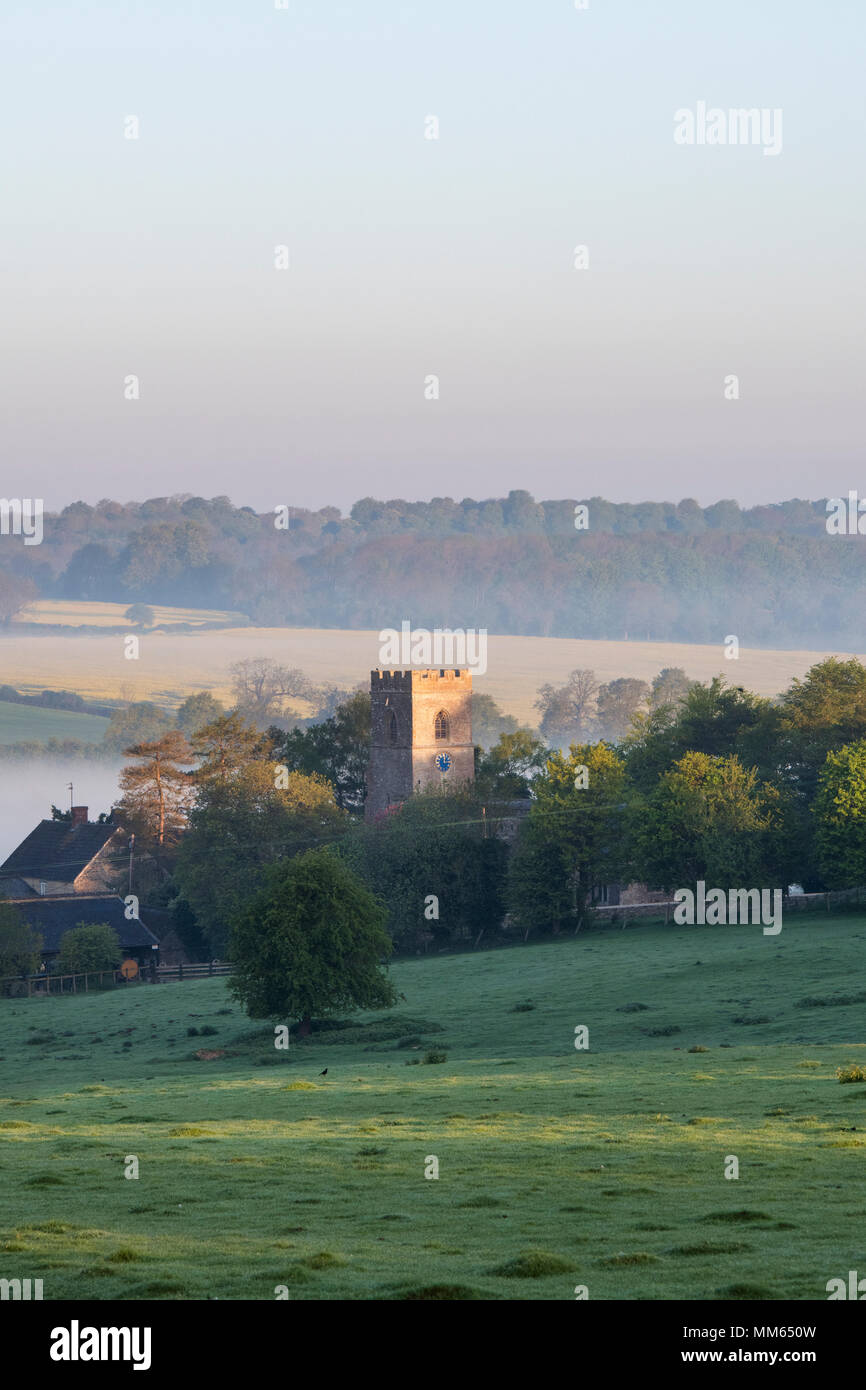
[319,1068,328,1076]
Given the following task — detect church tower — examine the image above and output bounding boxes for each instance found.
[365,669,474,820]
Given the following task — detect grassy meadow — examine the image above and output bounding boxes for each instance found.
[0,702,109,746]
[1,914,865,1301]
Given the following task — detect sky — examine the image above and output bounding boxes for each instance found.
[1,0,864,513]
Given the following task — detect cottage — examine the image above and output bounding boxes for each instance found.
[0,806,127,897]
[0,806,159,967]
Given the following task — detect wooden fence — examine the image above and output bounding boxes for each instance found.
[0,961,233,999]
[0,968,135,998]
[154,962,233,982]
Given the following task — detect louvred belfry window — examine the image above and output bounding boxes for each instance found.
[434,710,449,740]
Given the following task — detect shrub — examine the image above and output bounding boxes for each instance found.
[491,1250,576,1278]
[837,1064,866,1084]
[55,924,121,975]
[297,1251,346,1270]
[423,1050,448,1065]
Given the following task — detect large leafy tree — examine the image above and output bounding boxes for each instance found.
[103,701,175,753]
[632,751,796,891]
[229,847,396,1031]
[595,677,650,742]
[475,729,547,804]
[650,667,692,709]
[176,691,225,739]
[814,741,866,887]
[229,658,316,727]
[508,743,631,935]
[623,676,777,792]
[534,669,599,747]
[174,762,346,954]
[272,690,371,811]
[339,788,507,950]
[778,659,866,800]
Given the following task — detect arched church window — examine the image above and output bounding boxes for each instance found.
[434,710,450,740]
[388,711,398,743]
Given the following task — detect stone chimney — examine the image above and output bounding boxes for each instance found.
[70,806,88,826]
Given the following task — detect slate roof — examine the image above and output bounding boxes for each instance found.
[7,895,160,955]
[0,876,37,897]
[0,820,122,884]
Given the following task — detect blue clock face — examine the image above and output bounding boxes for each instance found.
[435,752,452,772]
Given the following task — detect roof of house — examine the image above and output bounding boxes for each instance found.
[6,895,159,954]
[0,876,37,897]
[0,820,122,884]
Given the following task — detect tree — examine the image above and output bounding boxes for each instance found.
[273,690,371,811]
[174,763,347,954]
[471,693,519,749]
[595,677,650,742]
[814,742,866,887]
[534,669,599,747]
[228,847,396,1031]
[0,900,42,986]
[114,731,195,849]
[475,729,547,803]
[622,677,776,793]
[338,788,508,951]
[176,691,226,739]
[779,659,866,801]
[0,571,37,627]
[632,751,796,891]
[650,667,692,709]
[229,658,316,726]
[190,711,265,783]
[55,923,121,975]
[103,701,175,753]
[125,603,155,628]
[508,743,631,935]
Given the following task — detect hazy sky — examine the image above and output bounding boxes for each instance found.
[2,1,863,513]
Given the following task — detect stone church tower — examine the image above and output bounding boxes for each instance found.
[365,669,474,820]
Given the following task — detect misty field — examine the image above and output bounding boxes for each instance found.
[1,915,864,1301]
[0,702,109,746]
[17,600,244,630]
[2,615,860,726]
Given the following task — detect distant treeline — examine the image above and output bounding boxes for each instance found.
[1,491,860,645]
[0,686,114,718]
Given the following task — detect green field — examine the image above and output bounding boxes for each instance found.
[1,916,865,1301]
[0,701,109,745]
